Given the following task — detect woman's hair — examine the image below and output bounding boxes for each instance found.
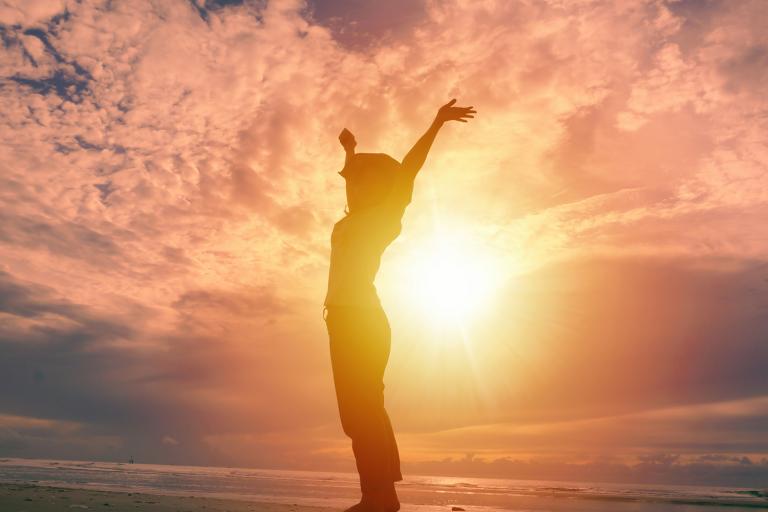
[340,153,400,212]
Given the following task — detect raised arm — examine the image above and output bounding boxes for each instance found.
[400,99,476,178]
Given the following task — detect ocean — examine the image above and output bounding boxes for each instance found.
[0,458,765,511]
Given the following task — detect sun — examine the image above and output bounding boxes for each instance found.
[395,230,503,327]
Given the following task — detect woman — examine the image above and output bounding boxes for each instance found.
[324,99,476,512]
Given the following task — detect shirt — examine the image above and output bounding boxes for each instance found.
[324,170,414,309]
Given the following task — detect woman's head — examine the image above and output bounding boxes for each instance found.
[340,153,400,212]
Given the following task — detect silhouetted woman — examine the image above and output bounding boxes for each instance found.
[324,99,476,512]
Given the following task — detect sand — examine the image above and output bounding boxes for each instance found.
[0,483,336,512]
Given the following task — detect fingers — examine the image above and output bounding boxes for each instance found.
[457,107,476,121]
[452,110,475,122]
[444,98,457,107]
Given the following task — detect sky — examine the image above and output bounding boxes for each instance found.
[0,0,767,487]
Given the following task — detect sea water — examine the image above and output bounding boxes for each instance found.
[0,458,766,511]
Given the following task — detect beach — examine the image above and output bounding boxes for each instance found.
[2,480,768,512]
[0,459,766,511]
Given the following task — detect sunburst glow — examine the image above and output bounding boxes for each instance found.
[398,230,504,327]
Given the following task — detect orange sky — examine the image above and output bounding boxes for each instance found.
[0,0,767,486]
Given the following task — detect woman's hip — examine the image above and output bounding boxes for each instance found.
[325,305,391,362]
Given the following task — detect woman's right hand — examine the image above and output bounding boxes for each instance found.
[339,128,357,152]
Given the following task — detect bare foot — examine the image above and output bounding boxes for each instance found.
[365,488,400,512]
[343,501,398,512]
[342,501,369,512]
[343,490,400,512]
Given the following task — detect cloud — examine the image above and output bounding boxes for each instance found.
[305,0,426,50]
[0,0,67,26]
[161,435,180,446]
[403,450,768,488]
[174,286,287,321]
[0,412,122,461]
[398,395,768,460]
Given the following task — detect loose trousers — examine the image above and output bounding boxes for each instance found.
[324,305,403,493]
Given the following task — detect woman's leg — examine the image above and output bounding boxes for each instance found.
[326,307,402,503]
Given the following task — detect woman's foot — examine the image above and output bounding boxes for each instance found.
[343,500,399,512]
[366,485,400,512]
[344,485,400,512]
[342,500,399,512]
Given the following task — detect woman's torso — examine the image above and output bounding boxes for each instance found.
[324,205,404,309]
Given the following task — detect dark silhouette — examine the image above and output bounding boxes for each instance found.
[324,99,476,512]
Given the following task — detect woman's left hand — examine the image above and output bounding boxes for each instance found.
[436,99,476,124]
